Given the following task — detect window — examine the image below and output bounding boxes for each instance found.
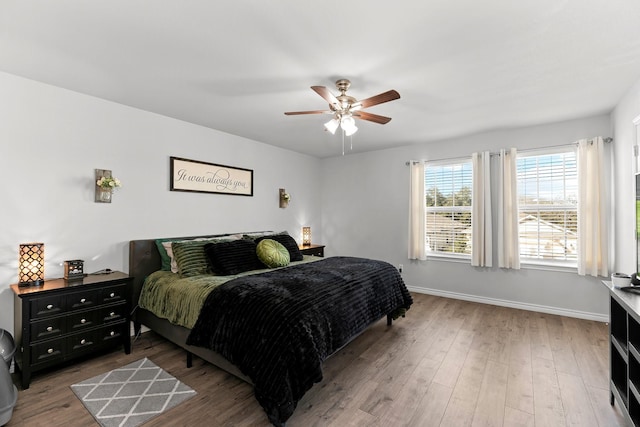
[516,149,577,265]
[424,160,473,257]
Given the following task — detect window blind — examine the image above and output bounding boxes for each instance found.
[516,151,577,263]
[425,160,473,256]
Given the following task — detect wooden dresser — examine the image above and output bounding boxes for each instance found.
[11,271,132,389]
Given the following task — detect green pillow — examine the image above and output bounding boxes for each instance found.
[155,238,184,271]
[157,235,242,273]
[256,239,290,268]
[172,240,217,277]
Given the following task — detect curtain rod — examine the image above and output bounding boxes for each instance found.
[405,136,613,165]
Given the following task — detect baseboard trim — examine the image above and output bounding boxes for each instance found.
[406,285,608,322]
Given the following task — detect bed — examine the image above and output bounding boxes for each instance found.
[129,232,413,426]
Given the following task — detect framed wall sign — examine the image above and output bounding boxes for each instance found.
[170,156,253,196]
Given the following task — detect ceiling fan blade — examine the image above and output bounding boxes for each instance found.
[357,90,400,109]
[311,86,340,107]
[353,111,392,124]
[284,110,329,115]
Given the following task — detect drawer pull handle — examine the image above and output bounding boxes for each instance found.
[110,331,115,336]
[80,339,86,345]
[46,326,53,332]
[46,304,54,310]
[47,348,54,354]
[110,312,116,317]
[110,292,115,298]
[80,318,86,324]
[80,298,86,303]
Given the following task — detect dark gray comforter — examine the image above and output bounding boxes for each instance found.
[186,256,413,426]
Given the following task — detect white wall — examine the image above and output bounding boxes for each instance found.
[321,115,613,320]
[611,77,640,276]
[0,72,321,333]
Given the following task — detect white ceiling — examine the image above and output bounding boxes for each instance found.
[2,1,640,158]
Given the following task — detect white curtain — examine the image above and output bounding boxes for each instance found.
[577,137,610,277]
[471,152,492,267]
[408,161,426,260]
[498,148,520,269]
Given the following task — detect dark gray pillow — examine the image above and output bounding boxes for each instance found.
[204,239,264,275]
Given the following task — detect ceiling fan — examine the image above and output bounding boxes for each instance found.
[284,79,400,136]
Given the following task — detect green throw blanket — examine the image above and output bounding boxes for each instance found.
[138,256,321,328]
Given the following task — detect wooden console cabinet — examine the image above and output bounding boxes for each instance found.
[11,271,132,389]
[603,280,640,426]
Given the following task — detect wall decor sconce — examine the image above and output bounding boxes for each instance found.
[279,188,290,208]
[95,169,122,203]
[18,243,45,287]
[302,227,311,246]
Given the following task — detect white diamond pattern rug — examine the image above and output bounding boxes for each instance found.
[71,358,196,427]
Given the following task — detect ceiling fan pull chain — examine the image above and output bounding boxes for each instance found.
[342,131,345,156]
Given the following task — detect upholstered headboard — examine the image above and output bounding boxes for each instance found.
[128,231,272,308]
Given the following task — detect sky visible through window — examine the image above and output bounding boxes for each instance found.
[517,152,577,204]
[423,153,576,205]
[424,162,473,203]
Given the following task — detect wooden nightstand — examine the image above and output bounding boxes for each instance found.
[11,271,133,389]
[298,244,325,257]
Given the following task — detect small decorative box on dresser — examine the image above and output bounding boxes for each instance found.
[298,244,325,257]
[11,271,133,389]
[602,280,640,426]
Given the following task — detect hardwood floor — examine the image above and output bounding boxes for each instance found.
[7,293,627,426]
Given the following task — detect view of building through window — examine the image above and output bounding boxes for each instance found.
[423,150,577,263]
[516,150,577,263]
[424,160,473,256]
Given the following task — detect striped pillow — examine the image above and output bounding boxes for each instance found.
[156,234,242,272]
[205,239,264,275]
[172,240,212,277]
[172,237,239,277]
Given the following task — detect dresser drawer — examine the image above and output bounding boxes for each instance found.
[30,317,65,341]
[101,304,127,324]
[31,339,64,365]
[101,285,127,304]
[66,289,99,311]
[99,323,126,345]
[31,295,64,319]
[68,310,100,332]
[67,330,99,357]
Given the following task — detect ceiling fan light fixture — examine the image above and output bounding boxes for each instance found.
[344,124,358,136]
[285,79,400,151]
[324,118,339,134]
[341,115,355,127]
[340,115,357,136]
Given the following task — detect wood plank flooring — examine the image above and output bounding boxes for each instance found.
[7,293,627,426]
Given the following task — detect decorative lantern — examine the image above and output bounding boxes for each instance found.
[302,227,311,246]
[18,243,44,287]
